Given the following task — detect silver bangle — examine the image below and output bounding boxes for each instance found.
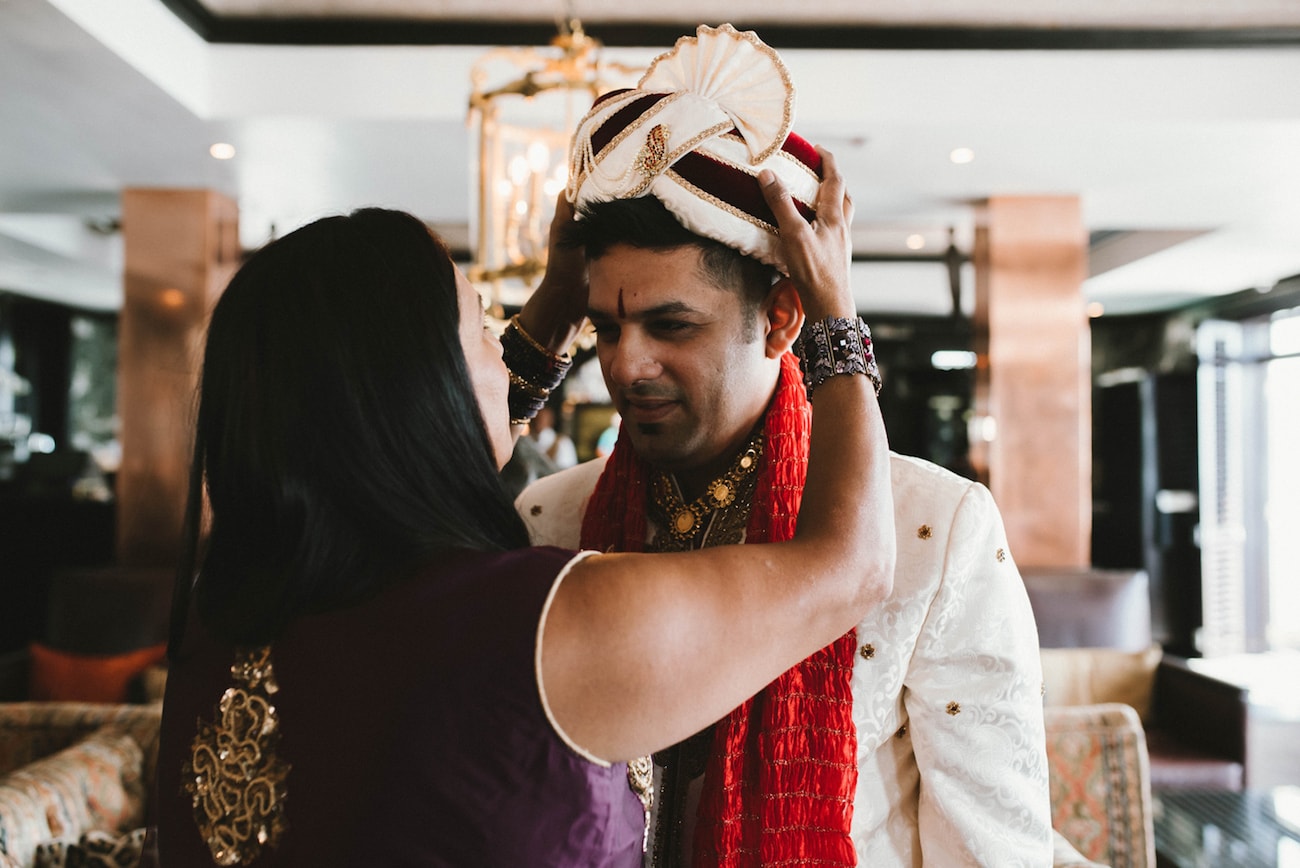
[795,315,883,398]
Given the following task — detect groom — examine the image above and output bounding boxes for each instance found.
[520,24,1051,866]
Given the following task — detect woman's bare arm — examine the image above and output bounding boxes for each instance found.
[517,194,588,351]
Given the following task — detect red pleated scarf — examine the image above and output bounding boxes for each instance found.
[580,352,858,867]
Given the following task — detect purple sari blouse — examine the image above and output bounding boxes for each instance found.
[157,546,643,867]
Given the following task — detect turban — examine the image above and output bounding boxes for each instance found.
[566,23,823,274]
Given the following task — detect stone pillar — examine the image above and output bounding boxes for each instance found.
[117,189,239,568]
[972,196,1090,568]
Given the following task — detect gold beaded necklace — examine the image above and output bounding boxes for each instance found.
[641,430,765,863]
[648,432,765,552]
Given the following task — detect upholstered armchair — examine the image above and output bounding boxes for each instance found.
[1024,567,1249,791]
[1046,703,1156,868]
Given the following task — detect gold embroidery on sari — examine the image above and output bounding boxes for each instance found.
[183,645,290,865]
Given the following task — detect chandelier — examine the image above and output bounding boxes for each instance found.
[467,20,639,310]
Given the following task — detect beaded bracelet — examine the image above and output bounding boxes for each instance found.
[795,315,883,399]
[502,314,574,425]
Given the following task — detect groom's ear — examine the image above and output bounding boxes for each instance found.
[763,278,804,359]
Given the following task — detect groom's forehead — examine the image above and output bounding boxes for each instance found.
[587,249,743,315]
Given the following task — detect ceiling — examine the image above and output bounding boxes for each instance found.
[4,0,1300,316]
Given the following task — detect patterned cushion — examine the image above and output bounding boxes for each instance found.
[34,828,146,868]
[0,704,162,792]
[0,730,144,868]
[1052,828,1109,868]
[1045,703,1154,868]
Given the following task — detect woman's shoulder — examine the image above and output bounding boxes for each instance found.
[409,545,583,589]
[371,546,587,627]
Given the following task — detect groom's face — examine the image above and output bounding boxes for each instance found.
[586,243,776,484]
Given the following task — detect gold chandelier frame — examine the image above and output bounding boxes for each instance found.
[467,21,641,309]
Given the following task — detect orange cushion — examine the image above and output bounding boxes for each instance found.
[29,643,168,704]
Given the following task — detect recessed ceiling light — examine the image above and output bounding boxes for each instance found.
[209,142,236,160]
[905,234,925,250]
[1087,302,1105,318]
[949,147,975,165]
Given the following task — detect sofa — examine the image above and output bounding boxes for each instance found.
[0,697,1146,867]
[1024,566,1249,791]
[0,702,161,868]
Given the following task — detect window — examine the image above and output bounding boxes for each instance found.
[1266,312,1300,650]
[67,314,119,482]
[1197,306,1300,655]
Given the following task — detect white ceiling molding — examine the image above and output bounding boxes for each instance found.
[193,0,1300,29]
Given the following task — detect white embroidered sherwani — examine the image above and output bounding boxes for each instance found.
[517,452,1053,867]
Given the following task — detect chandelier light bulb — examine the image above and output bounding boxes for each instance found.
[527,141,551,172]
[508,155,530,185]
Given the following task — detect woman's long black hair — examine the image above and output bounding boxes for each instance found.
[170,208,530,653]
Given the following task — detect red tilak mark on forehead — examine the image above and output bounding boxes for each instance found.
[617,288,626,320]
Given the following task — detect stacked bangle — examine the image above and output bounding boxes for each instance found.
[501,314,574,425]
[795,315,883,399]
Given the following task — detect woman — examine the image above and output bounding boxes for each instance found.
[156,154,894,866]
